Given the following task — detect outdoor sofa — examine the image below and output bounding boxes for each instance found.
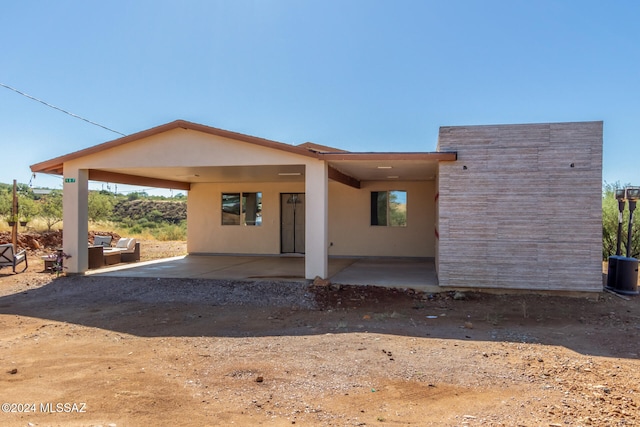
[102,237,140,264]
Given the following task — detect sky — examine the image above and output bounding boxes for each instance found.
[1,0,639,195]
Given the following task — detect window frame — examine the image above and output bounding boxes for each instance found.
[370,190,407,227]
[221,192,262,226]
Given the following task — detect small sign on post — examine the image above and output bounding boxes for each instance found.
[64,178,76,183]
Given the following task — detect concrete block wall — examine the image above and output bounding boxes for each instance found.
[436,122,603,291]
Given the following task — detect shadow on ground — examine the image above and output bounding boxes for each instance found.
[0,275,638,359]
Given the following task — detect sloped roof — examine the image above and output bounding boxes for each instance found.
[30,119,456,190]
[30,119,321,175]
[297,142,349,153]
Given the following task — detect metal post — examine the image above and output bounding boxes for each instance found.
[11,180,18,251]
[627,200,637,258]
[617,199,626,256]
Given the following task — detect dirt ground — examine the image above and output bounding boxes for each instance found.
[0,241,639,426]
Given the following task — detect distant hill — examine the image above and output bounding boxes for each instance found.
[113,199,186,224]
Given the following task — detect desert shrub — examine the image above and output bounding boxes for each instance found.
[141,218,158,229]
[152,223,187,241]
[145,209,164,223]
[129,224,144,235]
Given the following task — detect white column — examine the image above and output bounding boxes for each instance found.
[62,167,89,273]
[305,161,329,279]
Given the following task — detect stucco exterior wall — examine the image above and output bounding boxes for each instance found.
[188,181,304,254]
[67,128,307,168]
[328,180,435,257]
[436,122,603,291]
[187,179,436,257]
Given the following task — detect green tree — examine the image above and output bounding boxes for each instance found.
[88,191,115,222]
[39,190,63,231]
[602,183,640,259]
[18,194,39,222]
[389,191,407,227]
[0,189,11,218]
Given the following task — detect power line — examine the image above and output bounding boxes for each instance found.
[0,82,126,136]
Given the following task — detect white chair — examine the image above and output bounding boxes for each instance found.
[103,238,140,263]
[0,243,28,273]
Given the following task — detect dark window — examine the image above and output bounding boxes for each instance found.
[222,192,262,226]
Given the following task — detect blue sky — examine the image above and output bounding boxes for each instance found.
[1,1,638,195]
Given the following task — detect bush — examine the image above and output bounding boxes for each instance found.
[145,209,164,223]
[129,225,144,235]
[152,223,187,241]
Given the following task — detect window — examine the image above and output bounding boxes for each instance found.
[371,190,407,226]
[222,192,262,226]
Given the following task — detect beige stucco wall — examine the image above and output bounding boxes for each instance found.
[328,180,435,257]
[187,179,436,257]
[187,181,305,254]
[436,121,603,292]
[66,128,307,169]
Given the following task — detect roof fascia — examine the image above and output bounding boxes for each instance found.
[319,152,458,161]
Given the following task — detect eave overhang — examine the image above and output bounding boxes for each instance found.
[29,119,457,190]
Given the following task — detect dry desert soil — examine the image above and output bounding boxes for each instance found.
[0,240,639,426]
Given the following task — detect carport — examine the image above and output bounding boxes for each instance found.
[31,119,453,283]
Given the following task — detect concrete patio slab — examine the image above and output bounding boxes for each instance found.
[330,257,438,291]
[86,255,439,291]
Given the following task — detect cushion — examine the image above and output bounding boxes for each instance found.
[15,252,26,263]
[126,238,136,251]
[94,235,112,247]
[115,238,130,249]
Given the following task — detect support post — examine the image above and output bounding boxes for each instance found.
[304,161,329,280]
[62,168,89,273]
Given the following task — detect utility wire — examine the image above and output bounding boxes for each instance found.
[0,82,126,136]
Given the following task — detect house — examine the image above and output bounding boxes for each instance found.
[31,188,54,196]
[30,120,603,292]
